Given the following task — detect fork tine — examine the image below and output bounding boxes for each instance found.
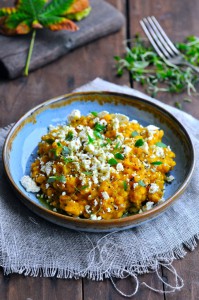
[140,19,166,60]
[147,17,176,57]
[151,16,180,55]
[142,18,171,59]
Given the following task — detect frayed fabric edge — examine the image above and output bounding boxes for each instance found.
[1,234,199,297]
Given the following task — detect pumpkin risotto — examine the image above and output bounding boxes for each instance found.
[21,110,176,220]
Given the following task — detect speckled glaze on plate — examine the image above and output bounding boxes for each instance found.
[3,91,195,232]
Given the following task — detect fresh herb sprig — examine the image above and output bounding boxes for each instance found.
[115,35,199,99]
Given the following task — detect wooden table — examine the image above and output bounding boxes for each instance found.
[0,1,199,299]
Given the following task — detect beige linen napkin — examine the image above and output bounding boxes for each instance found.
[0,78,198,296]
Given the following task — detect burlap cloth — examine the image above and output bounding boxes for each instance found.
[0,78,199,296]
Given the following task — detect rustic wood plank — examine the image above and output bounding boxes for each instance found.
[126,0,199,119]
[0,0,124,79]
[0,270,82,300]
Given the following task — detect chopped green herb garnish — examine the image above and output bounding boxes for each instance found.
[106,138,112,144]
[45,138,54,145]
[135,139,144,147]
[138,180,146,187]
[47,175,66,183]
[155,142,167,148]
[65,131,73,141]
[62,157,73,163]
[131,131,139,137]
[91,111,98,117]
[50,148,59,159]
[83,171,93,176]
[151,161,163,165]
[101,143,108,147]
[94,130,103,139]
[62,146,70,156]
[57,142,62,147]
[114,153,124,160]
[108,158,118,166]
[114,142,121,150]
[94,123,106,132]
[87,134,94,144]
[123,180,128,191]
[81,185,89,190]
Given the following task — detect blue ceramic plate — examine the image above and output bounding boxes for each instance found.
[3,91,195,232]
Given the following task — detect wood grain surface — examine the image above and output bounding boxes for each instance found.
[0,0,199,299]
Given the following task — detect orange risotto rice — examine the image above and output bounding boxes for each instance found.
[21,110,176,220]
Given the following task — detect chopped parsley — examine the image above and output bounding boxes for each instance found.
[123,180,128,191]
[94,130,103,139]
[108,158,118,166]
[91,111,98,117]
[62,146,70,156]
[151,161,163,165]
[47,175,66,183]
[45,138,54,144]
[155,142,167,148]
[87,134,94,144]
[135,139,144,147]
[131,131,139,137]
[65,131,73,141]
[94,122,106,132]
[114,152,124,160]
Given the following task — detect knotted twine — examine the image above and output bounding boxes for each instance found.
[0,78,199,296]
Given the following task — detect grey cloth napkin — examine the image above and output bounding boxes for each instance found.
[0,78,199,294]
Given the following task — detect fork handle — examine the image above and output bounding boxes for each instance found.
[182,61,199,73]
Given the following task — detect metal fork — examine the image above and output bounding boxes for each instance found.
[140,16,199,73]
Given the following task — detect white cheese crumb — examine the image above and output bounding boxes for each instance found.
[145,201,154,210]
[154,146,165,158]
[140,141,149,153]
[98,111,109,118]
[107,207,111,212]
[116,163,124,172]
[166,175,175,182]
[62,191,66,196]
[123,145,131,155]
[101,191,109,200]
[133,183,138,189]
[68,109,81,122]
[149,183,159,194]
[114,113,129,123]
[21,175,40,193]
[90,214,102,220]
[85,205,91,214]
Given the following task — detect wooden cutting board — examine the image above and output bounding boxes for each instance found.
[0,0,125,79]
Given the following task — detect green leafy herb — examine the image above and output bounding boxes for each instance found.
[47,175,66,183]
[114,153,125,160]
[151,161,163,165]
[45,138,54,145]
[115,35,199,101]
[62,157,73,163]
[108,158,118,166]
[83,171,93,176]
[155,142,167,148]
[138,180,146,187]
[65,131,73,141]
[135,139,144,147]
[123,180,128,191]
[0,0,91,76]
[50,148,59,159]
[94,123,106,132]
[131,131,139,137]
[91,111,98,117]
[114,142,121,150]
[57,142,62,147]
[94,130,103,139]
[62,146,70,156]
[87,134,94,144]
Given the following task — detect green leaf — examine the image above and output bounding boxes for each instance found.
[47,175,66,183]
[123,180,128,191]
[138,180,146,187]
[87,134,94,144]
[62,146,70,156]
[94,130,103,139]
[108,158,118,166]
[94,123,106,132]
[135,139,144,147]
[41,0,75,16]
[83,171,92,176]
[114,153,124,160]
[91,111,98,117]
[155,142,167,148]
[65,131,73,141]
[131,131,139,137]
[45,138,54,144]
[62,157,73,163]
[151,161,163,165]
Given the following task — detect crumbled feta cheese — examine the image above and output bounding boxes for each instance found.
[107,207,111,212]
[140,141,149,153]
[21,175,40,193]
[85,205,91,214]
[90,214,102,220]
[116,163,124,172]
[112,118,120,130]
[62,192,66,196]
[166,175,175,182]
[123,145,131,155]
[67,109,81,122]
[114,113,129,123]
[145,201,154,210]
[149,183,159,194]
[101,191,109,200]
[98,111,109,118]
[93,199,98,206]
[154,146,165,158]
[133,183,138,189]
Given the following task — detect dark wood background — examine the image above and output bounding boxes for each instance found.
[0,0,199,299]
